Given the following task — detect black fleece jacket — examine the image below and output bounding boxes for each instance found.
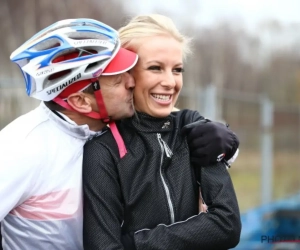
[83,109,241,250]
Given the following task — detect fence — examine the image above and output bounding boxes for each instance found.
[178,85,300,212]
[1,79,299,212]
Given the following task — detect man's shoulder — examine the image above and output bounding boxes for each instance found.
[85,128,115,148]
[0,108,51,170]
[2,107,47,134]
[0,106,52,149]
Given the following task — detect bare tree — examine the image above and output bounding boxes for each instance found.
[0,0,130,82]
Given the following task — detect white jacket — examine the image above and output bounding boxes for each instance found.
[0,102,102,250]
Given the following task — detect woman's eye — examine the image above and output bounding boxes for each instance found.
[148,66,161,71]
[173,67,185,73]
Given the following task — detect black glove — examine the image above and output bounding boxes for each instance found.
[121,232,137,250]
[181,119,239,166]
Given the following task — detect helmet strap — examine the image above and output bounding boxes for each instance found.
[109,121,127,158]
[91,80,110,123]
[91,79,127,158]
[53,79,127,158]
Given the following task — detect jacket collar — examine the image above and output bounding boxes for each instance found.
[123,112,174,133]
[40,102,103,140]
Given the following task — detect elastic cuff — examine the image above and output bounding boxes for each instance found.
[227,148,239,165]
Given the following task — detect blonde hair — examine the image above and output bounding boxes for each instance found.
[118,14,192,60]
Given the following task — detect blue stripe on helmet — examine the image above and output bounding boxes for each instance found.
[18,69,32,96]
[17,20,66,53]
[11,36,67,62]
[24,72,32,96]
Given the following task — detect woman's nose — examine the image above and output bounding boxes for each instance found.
[160,71,176,88]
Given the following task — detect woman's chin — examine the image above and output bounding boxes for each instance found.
[150,107,173,118]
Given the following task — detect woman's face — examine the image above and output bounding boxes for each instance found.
[130,35,184,117]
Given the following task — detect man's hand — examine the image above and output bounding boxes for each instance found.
[181,119,239,166]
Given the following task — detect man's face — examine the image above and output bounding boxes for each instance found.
[96,72,135,120]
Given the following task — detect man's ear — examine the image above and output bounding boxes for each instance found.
[67,92,93,113]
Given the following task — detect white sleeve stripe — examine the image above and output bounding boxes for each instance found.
[134,212,204,234]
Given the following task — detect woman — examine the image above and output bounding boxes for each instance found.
[83,14,241,250]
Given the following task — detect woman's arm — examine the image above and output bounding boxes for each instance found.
[124,162,241,250]
[82,139,125,250]
[121,111,241,250]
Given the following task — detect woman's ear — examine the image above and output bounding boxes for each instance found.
[67,92,93,113]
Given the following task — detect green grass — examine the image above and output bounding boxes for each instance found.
[229,150,300,212]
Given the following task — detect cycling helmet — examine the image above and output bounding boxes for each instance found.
[10,18,137,101]
[10,18,138,158]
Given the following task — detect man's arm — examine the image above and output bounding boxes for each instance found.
[123,162,241,250]
[0,225,2,250]
[82,116,241,250]
[0,135,40,221]
[181,119,240,167]
[121,111,240,249]
[83,144,241,250]
[82,140,125,250]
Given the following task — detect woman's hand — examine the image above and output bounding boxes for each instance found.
[181,119,240,166]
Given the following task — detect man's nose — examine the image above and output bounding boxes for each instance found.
[124,72,135,89]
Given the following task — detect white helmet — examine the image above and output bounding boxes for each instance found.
[10,18,138,101]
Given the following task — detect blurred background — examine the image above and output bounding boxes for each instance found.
[0,0,299,249]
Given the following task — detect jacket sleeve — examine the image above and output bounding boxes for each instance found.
[0,227,2,250]
[0,134,41,221]
[133,162,241,250]
[82,139,125,250]
[131,110,241,249]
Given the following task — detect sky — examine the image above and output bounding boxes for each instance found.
[125,0,300,54]
[128,0,300,30]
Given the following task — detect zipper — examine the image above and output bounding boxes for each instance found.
[157,133,175,223]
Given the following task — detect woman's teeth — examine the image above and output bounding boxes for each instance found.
[152,94,171,101]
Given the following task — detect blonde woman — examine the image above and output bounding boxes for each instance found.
[83,14,241,250]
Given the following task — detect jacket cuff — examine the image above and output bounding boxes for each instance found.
[227,148,239,166]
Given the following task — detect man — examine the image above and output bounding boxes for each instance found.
[0,18,239,250]
[0,18,139,250]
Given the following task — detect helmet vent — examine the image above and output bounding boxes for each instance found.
[85,58,109,73]
[48,69,71,81]
[66,31,111,41]
[31,38,61,51]
[74,21,110,33]
[43,69,72,89]
[52,49,97,64]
